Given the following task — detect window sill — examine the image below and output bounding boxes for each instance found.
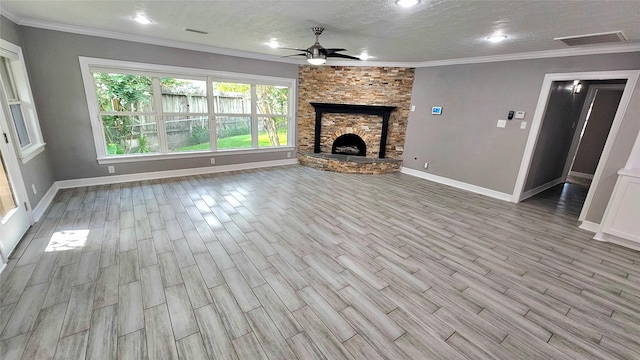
[97,146,296,164]
[20,143,46,164]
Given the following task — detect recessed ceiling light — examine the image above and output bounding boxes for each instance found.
[267,40,280,48]
[487,35,508,43]
[133,13,152,25]
[396,0,420,8]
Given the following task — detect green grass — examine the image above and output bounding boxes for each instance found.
[176,130,287,151]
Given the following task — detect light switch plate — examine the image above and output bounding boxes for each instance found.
[520,121,527,129]
[497,120,507,128]
[515,111,526,119]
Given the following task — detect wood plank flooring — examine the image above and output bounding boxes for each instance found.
[1,166,639,359]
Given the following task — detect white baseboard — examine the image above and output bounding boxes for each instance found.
[594,232,640,251]
[32,182,60,222]
[579,220,600,233]
[400,167,513,202]
[56,159,298,189]
[568,171,594,180]
[519,178,565,202]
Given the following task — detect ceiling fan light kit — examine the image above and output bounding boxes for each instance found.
[307,56,326,65]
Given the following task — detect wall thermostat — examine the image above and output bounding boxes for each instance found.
[432,107,442,115]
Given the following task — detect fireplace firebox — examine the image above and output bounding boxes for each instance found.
[332,134,366,156]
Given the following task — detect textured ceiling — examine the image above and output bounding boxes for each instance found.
[2,0,639,64]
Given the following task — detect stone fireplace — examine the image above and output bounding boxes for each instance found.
[297,66,415,174]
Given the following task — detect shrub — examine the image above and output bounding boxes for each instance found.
[190,126,210,145]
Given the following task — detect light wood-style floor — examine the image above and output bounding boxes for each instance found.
[1,165,639,360]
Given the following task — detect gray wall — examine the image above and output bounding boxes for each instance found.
[404,51,640,224]
[0,16,55,208]
[524,80,588,191]
[571,89,623,175]
[19,26,299,181]
[587,78,640,224]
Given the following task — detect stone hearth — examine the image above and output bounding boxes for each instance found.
[298,152,401,174]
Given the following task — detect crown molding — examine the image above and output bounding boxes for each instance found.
[0,9,20,23]
[6,14,640,68]
[411,43,640,67]
[15,17,302,65]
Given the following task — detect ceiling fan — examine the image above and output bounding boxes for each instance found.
[282,27,361,65]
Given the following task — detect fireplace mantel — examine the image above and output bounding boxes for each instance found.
[310,102,397,159]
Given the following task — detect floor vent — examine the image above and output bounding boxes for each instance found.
[555,31,627,47]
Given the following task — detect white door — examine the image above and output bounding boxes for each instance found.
[0,106,31,269]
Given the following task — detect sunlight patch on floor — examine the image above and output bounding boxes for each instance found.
[45,229,89,252]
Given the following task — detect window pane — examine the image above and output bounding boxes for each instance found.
[212,82,250,114]
[258,117,287,147]
[101,115,159,155]
[165,115,210,152]
[93,73,153,112]
[0,58,18,101]
[216,116,251,149]
[160,78,207,113]
[9,104,30,147]
[256,85,288,115]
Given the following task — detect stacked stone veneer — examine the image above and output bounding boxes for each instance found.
[297,66,415,159]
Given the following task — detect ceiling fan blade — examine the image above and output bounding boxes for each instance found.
[322,48,347,55]
[280,47,310,54]
[278,53,307,59]
[327,53,361,60]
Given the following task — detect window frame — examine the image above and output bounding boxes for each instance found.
[79,57,296,164]
[0,39,46,164]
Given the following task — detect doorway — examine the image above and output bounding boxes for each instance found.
[513,70,639,230]
[0,99,32,272]
[566,84,625,188]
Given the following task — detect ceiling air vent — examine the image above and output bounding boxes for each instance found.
[185,28,209,35]
[555,31,627,47]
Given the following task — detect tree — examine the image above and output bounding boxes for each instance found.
[93,73,181,154]
[256,85,288,146]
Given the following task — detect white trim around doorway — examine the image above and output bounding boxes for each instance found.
[512,70,639,228]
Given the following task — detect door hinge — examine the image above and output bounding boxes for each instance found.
[24,202,28,211]
[3,133,8,144]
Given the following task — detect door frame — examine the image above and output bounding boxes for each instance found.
[0,89,33,264]
[512,70,639,216]
[562,84,626,182]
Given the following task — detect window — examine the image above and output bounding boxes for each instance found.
[80,58,295,163]
[0,40,45,163]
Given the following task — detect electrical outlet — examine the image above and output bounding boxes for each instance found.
[287,152,291,158]
[210,158,216,165]
[411,105,416,112]
[424,162,429,169]
[520,121,527,129]
[31,184,37,195]
[108,166,115,174]
[497,120,507,128]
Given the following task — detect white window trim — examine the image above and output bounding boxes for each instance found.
[0,39,46,164]
[78,57,297,163]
